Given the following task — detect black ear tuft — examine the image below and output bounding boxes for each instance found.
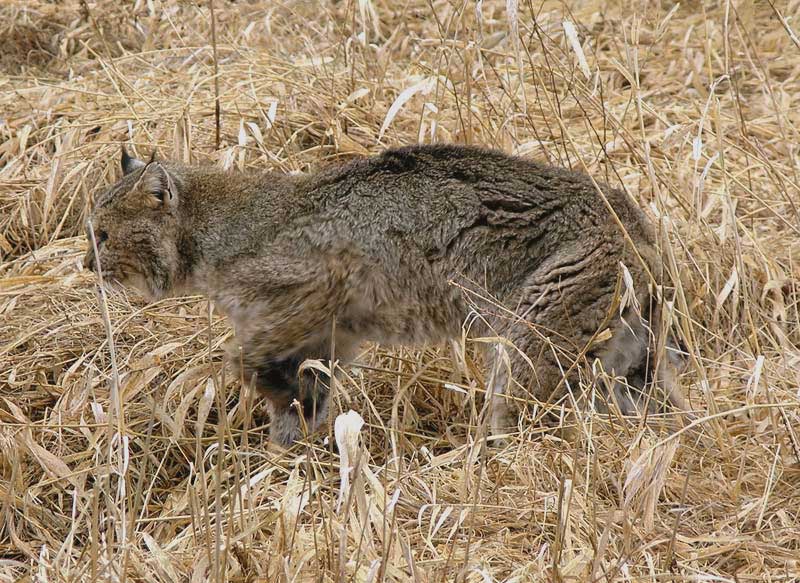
[121,146,145,175]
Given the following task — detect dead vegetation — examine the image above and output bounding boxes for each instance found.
[1,0,799,581]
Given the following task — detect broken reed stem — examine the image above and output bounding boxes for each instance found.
[209,0,221,149]
[209,300,224,583]
[87,219,127,572]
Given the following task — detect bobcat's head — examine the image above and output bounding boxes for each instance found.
[84,148,187,301]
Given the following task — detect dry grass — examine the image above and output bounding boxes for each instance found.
[2,0,800,581]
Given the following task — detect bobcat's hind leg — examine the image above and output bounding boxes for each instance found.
[486,343,515,442]
[482,249,627,441]
[483,319,587,443]
[593,311,690,419]
[592,313,649,415]
[624,335,692,418]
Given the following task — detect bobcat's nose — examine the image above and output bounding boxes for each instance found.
[83,250,96,272]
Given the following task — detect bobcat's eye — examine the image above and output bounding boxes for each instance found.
[96,230,109,245]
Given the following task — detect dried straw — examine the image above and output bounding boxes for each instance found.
[1,0,799,581]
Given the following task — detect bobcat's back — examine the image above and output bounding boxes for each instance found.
[295,144,659,301]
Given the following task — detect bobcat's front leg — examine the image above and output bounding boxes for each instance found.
[228,326,349,446]
[248,349,331,447]
[217,247,361,447]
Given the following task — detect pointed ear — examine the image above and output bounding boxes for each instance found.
[121,146,145,175]
[136,162,178,208]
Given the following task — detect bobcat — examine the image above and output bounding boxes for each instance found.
[84,144,689,446]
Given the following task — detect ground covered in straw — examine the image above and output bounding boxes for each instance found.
[1,0,799,581]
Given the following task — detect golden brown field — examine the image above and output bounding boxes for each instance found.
[1,0,799,581]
